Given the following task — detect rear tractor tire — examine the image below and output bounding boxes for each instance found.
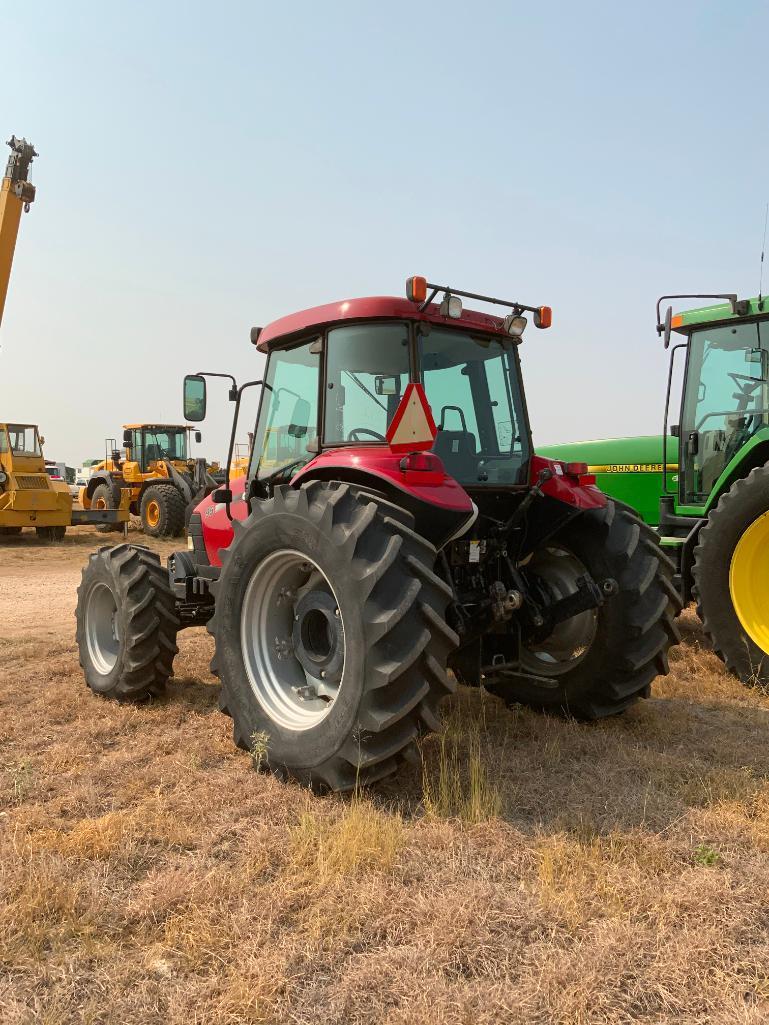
[693,463,769,686]
[36,525,66,543]
[92,482,122,534]
[75,544,179,700]
[485,500,681,719]
[140,484,186,538]
[209,480,458,792]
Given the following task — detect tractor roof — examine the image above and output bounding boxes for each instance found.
[123,423,188,430]
[673,294,768,333]
[256,296,507,353]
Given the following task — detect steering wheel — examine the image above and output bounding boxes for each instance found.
[347,428,386,442]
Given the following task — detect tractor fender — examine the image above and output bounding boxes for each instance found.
[292,448,475,550]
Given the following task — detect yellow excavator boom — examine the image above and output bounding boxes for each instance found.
[0,136,36,328]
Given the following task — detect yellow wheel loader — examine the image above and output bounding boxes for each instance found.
[0,422,129,541]
[82,424,223,537]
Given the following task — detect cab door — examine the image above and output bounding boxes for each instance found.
[680,321,767,504]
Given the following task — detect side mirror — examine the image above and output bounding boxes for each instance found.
[194,430,202,443]
[745,347,769,381]
[375,375,400,396]
[122,429,132,447]
[662,305,673,349]
[287,397,311,438]
[39,435,45,446]
[184,374,206,422]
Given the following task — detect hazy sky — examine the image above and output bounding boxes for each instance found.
[2,1,767,466]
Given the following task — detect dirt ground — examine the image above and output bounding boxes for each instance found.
[2,528,769,1024]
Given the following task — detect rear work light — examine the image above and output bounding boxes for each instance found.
[399,451,444,474]
[534,306,552,329]
[406,276,427,304]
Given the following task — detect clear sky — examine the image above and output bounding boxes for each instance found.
[2,0,767,467]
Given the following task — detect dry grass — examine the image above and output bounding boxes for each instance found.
[2,540,769,1022]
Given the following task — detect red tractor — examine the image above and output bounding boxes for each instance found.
[75,278,680,791]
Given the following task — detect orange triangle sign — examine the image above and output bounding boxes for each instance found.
[386,383,437,453]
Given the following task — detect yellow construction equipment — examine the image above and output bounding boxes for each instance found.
[83,424,223,536]
[0,136,36,330]
[0,422,129,540]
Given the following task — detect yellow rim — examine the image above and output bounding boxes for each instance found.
[729,510,769,654]
[95,497,107,511]
[146,500,161,528]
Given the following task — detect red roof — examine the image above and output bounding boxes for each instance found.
[256,296,506,352]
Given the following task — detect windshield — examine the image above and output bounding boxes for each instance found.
[4,424,42,456]
[324,322,411,443]
[420,328,529,484]
[681,320,769,502]
[141,428,187,464]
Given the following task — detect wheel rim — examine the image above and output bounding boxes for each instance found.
[521,545,598,676]
[85,582,120,674]
[95,496,107,511]
[240,550,345,731]
[729,510,769,654]
[146,500,161,528]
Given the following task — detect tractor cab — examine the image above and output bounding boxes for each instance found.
[662,296,769,507]
[185,278,553,537]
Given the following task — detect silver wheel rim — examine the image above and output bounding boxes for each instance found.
[240,550,345,731]
[521,545,598,676]
[86,582,120,675]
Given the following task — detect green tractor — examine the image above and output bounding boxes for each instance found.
[543,293,769,686]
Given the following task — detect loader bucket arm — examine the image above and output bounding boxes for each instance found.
[0,136,37,328]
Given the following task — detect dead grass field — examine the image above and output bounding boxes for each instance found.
[2,529,769,1024]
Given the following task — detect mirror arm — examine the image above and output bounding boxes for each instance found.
[195,371,239,401]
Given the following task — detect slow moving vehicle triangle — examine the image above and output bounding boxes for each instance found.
[386,383,437,453]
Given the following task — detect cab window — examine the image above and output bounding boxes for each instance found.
[251,338,320,480]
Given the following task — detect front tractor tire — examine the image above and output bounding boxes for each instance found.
[75,544,179,701]
[486,500,681,719]
[693,464,769,685]
[140,483,186,538]
[209,480,458,792]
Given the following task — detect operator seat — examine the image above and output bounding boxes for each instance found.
[433,429,478,481]
[144,443,162,464]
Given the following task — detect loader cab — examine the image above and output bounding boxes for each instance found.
[123,425,189,473]
[247,311,532,489]
[669,302,769,508]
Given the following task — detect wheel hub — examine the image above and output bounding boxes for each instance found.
[729,510,769,655]
[291,590,344,684]
[85,582,120,675]
[520,545,598,675]
[240,550,346,731]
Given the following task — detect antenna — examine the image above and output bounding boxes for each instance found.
[759,201,768,307]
